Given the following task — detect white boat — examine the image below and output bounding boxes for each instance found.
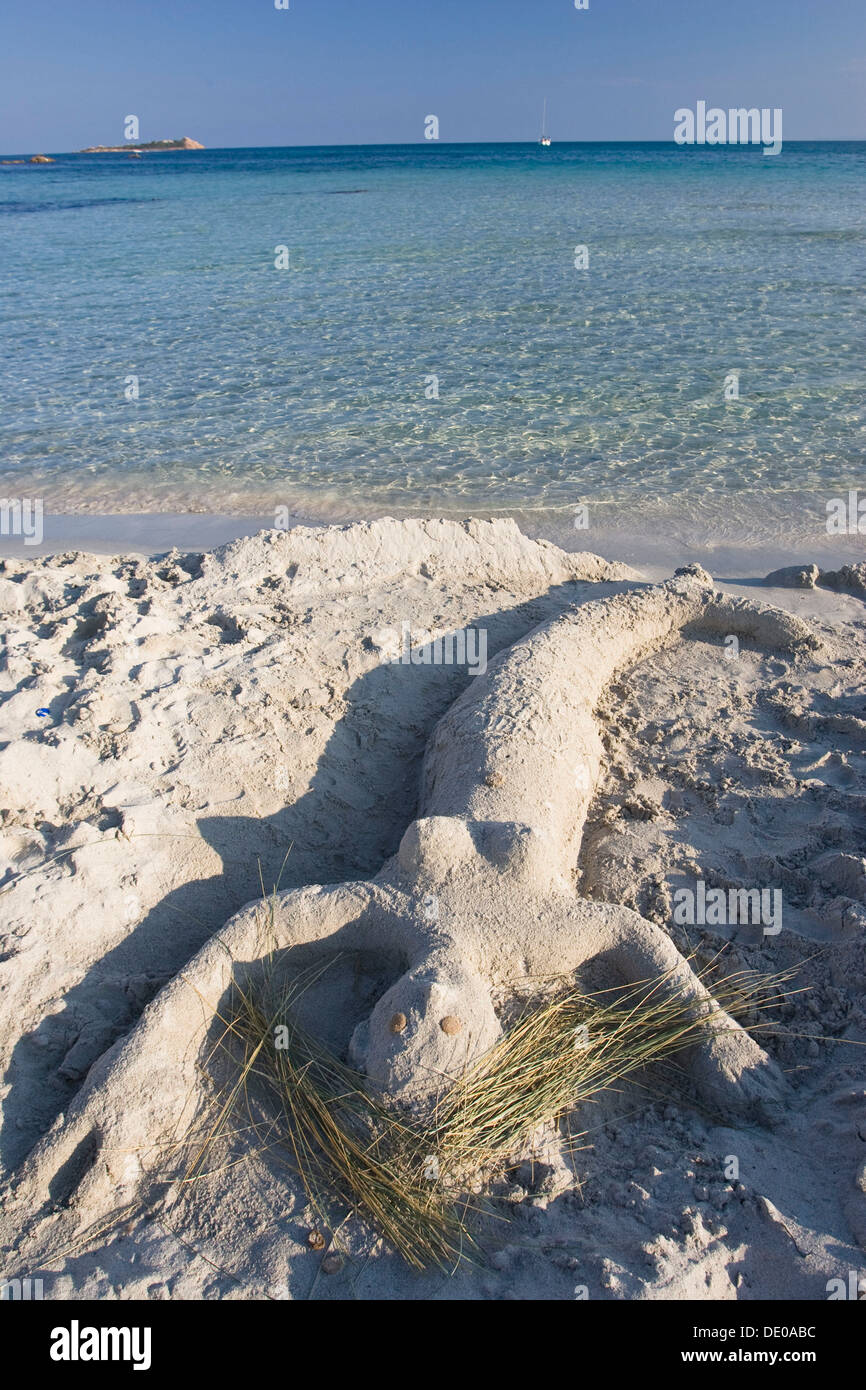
[540,99,552,147]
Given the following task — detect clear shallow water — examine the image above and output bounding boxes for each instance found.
[1,143,865,552]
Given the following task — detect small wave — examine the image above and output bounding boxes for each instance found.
[0,196,159,215]
[279,187,370,196]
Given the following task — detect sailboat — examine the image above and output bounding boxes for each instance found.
[540,99,552,147]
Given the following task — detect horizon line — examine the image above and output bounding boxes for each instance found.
[5,136,866,157]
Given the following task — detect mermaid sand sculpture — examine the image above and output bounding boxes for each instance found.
[281,564,813,1116]
[5,567,819,1232]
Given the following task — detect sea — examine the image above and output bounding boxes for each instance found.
[1,142,864,563]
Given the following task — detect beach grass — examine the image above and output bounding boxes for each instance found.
[183,920,797,1271]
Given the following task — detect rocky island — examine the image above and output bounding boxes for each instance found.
[79,137,204,152]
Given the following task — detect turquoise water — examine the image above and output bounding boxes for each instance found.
[1,143,865,547]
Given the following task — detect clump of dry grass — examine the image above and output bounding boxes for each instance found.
[198,967,470,1270]
[184,929,797,1271]
[182,880,473,1269]
[431,965,796,1178]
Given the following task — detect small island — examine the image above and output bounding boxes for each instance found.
[79,137,205,153]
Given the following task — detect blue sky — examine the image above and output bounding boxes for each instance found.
[1,0,864,151]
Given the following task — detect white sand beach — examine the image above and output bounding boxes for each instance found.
[0,517,864,1301]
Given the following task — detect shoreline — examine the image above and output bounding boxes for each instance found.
[1,506,863,578]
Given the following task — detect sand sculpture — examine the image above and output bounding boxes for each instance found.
[6,565,819,1230]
